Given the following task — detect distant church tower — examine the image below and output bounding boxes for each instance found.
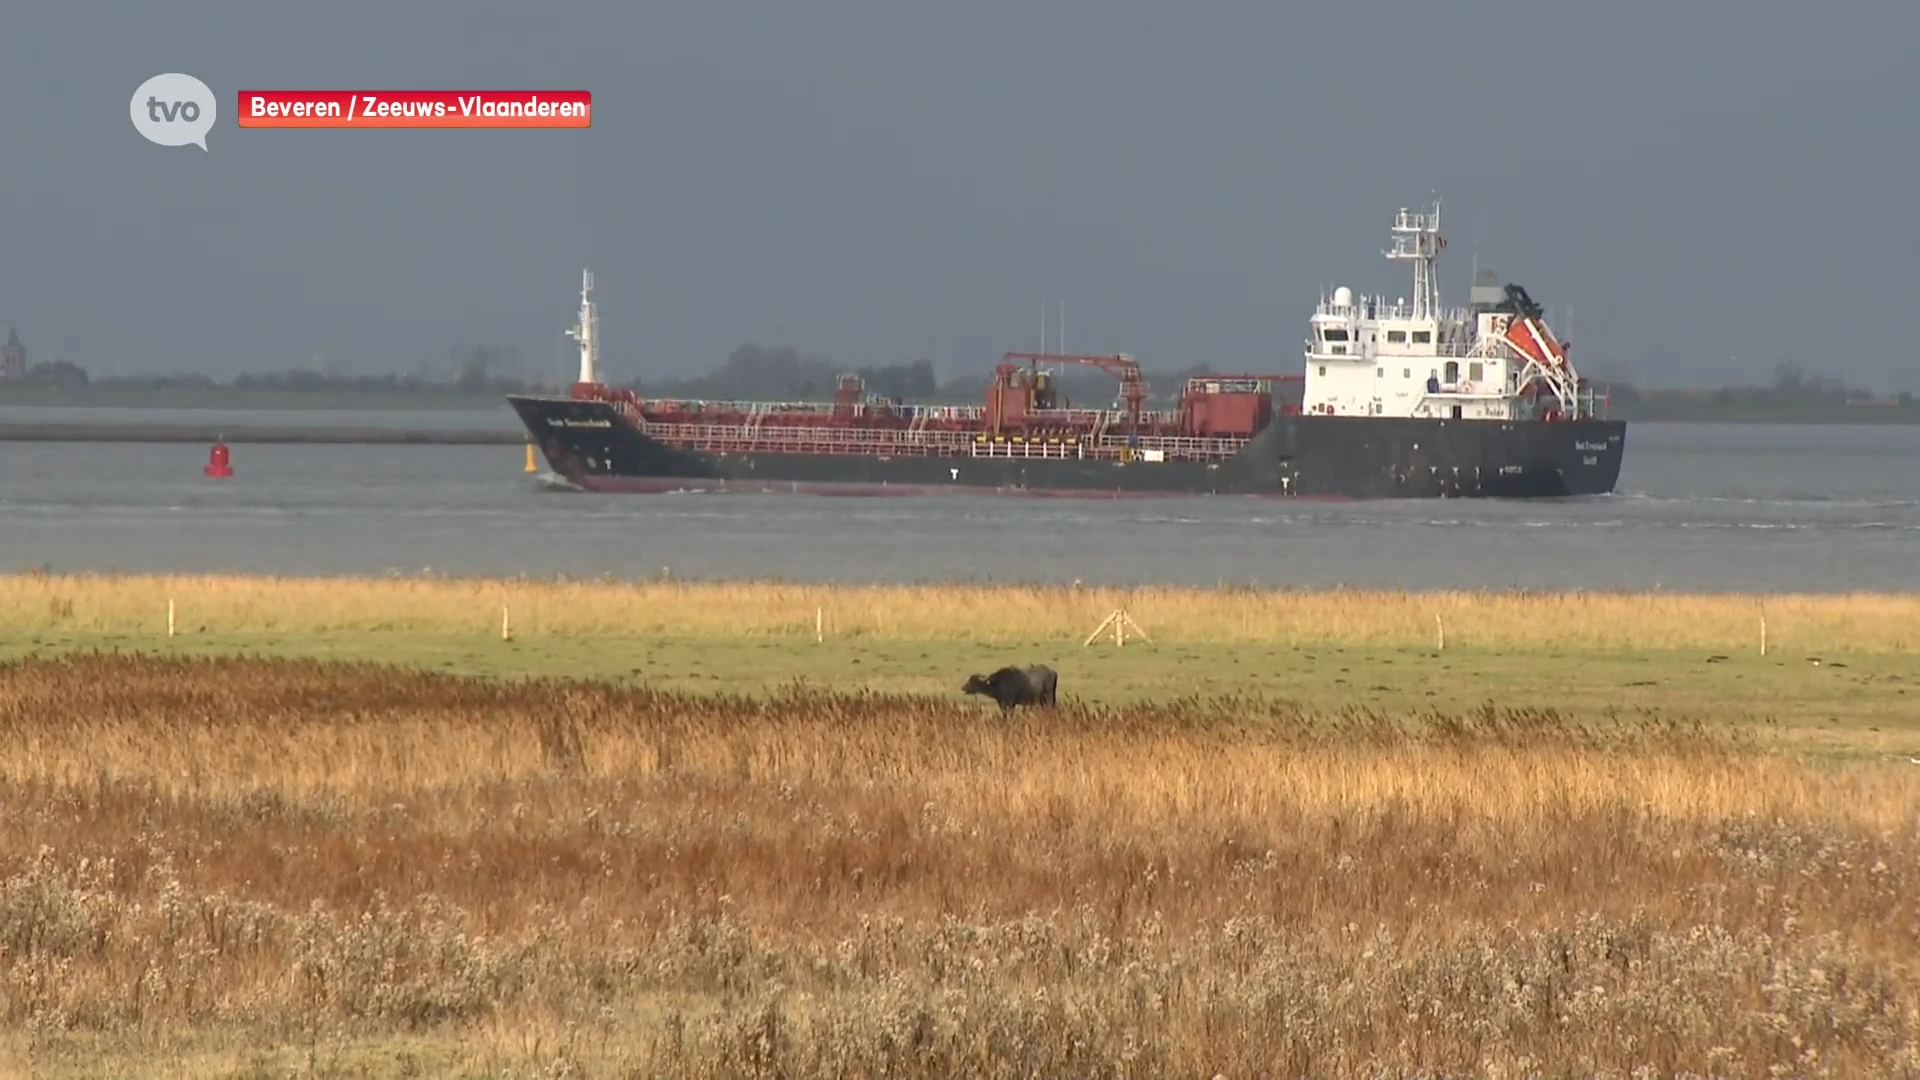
[1,329,23,380]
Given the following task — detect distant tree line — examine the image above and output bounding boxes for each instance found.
[1597,361,1915,420]
[9,343,1916,421]
[4,359,92,388]
[43,345,541,395]
[24,342,1234,408]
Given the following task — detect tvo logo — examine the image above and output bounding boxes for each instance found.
[130,73,216,150]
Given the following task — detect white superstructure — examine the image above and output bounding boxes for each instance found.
[566,268,600,387]
[1302,201,1587,421]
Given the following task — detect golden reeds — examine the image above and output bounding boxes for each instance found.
[6,570,1919,651]
[0,652,1915,1076]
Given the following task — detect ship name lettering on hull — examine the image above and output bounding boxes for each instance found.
[546,418,613,428]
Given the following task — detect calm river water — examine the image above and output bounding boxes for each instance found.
[1,413,1915,591]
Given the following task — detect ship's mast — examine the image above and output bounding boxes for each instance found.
[1384,199,1443,321]
[566,268,599,386]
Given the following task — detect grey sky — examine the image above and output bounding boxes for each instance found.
[2,0,1914,390]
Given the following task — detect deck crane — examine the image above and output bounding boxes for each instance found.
[1002,351,1149,437]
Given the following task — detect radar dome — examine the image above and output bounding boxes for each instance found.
[1331,285,1353,306]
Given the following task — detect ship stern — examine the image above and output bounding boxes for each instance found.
[1555,418,1628,496]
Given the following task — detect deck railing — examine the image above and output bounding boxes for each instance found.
[633,419,1253,462]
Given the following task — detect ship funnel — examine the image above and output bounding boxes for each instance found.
[1468,268,1504,309]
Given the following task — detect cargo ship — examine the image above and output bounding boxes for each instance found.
[508,200,1625,499]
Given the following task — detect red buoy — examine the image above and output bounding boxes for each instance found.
[204,439,233,478]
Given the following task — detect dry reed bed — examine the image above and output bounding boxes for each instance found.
[9,571,1920,651]
[0,653,1917,1077]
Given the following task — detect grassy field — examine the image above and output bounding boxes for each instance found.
[2,574,1918,1074]
[4,573,1919,760]
[8,571,1920,651]
[0,652,1914,1078]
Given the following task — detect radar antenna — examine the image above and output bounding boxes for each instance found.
[565,268,600,387]
[1384,198,1445,320]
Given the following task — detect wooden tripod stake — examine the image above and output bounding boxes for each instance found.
[1084,608,1150,647]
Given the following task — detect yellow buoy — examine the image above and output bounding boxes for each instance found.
[523,442,538,473]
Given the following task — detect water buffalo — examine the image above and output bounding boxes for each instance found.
[961,664,1058,713]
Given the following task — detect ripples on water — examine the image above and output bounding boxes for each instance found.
[1,415,1916,591]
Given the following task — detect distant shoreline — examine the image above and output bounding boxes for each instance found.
[3,386,1919,425]
[0,388,514,411]
[0,421,522,444]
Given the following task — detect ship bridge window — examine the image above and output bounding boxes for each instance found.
[1386,330,1406,343]
[1412,330,1432,344]
[1321,327,1350,341]
[1469,361,1484,382]
[1317,366,1326,377]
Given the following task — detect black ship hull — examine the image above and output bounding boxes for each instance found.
[507,395,1626,500]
